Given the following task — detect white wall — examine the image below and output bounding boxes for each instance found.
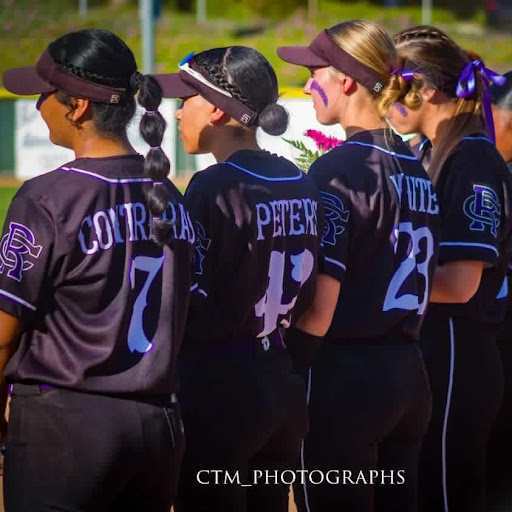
[196,98,345,170]
[14,97,343,179]
[14,99,177,180]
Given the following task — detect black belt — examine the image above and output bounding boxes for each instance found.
[8,383,177,407]
[182,329,285,357]
[327,332,416,347]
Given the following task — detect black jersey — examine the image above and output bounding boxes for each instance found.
[409,136,432,169]
[183,150,321,345]
[428,136,512,324]
[0,155,195,395]
[309,129,440,341]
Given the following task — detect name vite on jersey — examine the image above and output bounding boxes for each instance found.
[389,174,439,215]
[78,200,195,255]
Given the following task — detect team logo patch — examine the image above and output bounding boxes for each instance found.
[240,114,251,125]
[0,222,43,282]
[194,222,211,275]
[373,82,383,93]
[463,184,501,237]
[320,192,350,246]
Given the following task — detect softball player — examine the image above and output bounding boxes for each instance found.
[486,71,512,511]
[389,26,512,512]
[277,20,440,512]
[154,46,321,512]
[408,135,431,167]
[0,29,194,511]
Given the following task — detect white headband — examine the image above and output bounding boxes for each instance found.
[178,62,232,98]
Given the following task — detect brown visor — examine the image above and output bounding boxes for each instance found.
[3,48,126,104]
[154,55,258,127]
[278,29,386,94]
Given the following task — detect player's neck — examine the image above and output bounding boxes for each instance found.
[71,132,137,159]
[421,101,457,147]
[340,95,386,133]
[210,130,261,163]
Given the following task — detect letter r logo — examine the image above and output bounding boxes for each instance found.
[0,222,43,282]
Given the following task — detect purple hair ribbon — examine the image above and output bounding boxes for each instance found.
[456,59,506,143]
[391,68,415,82]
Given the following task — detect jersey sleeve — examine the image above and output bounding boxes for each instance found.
[0,192,55,321]
[309,157,351,283]
[438,147,502,265]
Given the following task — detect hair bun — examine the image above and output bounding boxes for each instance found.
[130,71,144,91]
[257,103,289,136]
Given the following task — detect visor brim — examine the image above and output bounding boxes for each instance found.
[277,47,329,68]
[3,66,56,95]
[154,73,198,99]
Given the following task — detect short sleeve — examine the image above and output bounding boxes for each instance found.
[438,148,502,265]
[0,193,55,321]
[309,158,351,283]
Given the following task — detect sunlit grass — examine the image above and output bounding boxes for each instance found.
[0,187,19,230]
[1,0,511,90]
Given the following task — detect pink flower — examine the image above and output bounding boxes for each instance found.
[305,129,343,152]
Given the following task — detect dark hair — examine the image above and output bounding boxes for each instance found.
[193,46,289,135]
[49,28,173,245]
[133,73,174,244]
[392,26,486,182]
[49,29,137,137]
[491,71,512,111]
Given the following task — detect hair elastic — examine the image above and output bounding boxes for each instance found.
[390,68,415,82]
[145,110,159,115]
[153,181,164,185]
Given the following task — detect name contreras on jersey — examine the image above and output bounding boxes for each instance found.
[78,201,195,255]
[256,198,318,241]
[389,175,439,215]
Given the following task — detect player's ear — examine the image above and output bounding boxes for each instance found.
[210,106,226,124]
[68,97,91,124]
[338,72,356,95]
[421,86,436,103]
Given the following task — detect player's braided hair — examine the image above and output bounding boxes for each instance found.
[48,29,137,136]
[391,25,485,182]
[134,74,175,245]
[193,46,289,136]
[48,29,174,246]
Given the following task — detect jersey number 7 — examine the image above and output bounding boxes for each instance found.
[128,254,165,354]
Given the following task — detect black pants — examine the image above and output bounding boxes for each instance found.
[175,347,308,512]
[4,385,184,512]
[487,333,512,512]
[294,341,431,512]
[418,313,504,512]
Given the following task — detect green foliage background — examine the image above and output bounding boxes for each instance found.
[0,0,511,90]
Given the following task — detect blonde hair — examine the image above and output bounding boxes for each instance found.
[327,20,398,117]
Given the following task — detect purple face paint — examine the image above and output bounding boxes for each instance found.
[394,102,408,117]
[311,80,328,107]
